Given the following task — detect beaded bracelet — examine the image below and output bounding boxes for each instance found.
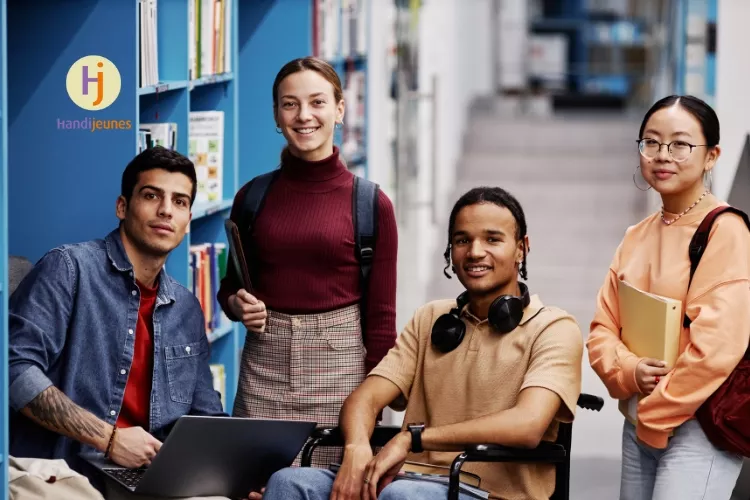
[104,426,118,458]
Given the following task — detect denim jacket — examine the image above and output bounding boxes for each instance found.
[8,228,226,476]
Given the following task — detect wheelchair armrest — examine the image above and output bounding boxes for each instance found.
[301,426,403,467]
[309,427,344,447]
[309,425,402,447]
[462,441,567,464]
[577,393,604,411]
[447,442,566,500]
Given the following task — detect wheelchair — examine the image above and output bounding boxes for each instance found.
[300,393,604,500]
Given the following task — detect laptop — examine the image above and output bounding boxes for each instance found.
[82,416,317,498]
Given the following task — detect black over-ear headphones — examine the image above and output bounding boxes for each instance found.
[431,282,531,353]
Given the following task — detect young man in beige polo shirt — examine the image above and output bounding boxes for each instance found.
[259,187,584,500]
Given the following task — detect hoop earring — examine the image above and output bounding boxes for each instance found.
[633,165,652,191]
[704,170,713,192]
[275,126,282,134]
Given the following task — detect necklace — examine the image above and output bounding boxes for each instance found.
[661,190,709,225]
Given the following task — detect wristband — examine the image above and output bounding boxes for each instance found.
[105,426,118,458]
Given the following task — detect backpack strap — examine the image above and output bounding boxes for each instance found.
[352,176,379,333]
[684,205,750,327]
[237,170,379,335]
[240,170,280,235]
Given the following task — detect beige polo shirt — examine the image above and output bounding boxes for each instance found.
[369,293,583,500]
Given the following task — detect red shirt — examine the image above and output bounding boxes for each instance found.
[117,279,157,429]
[217,147,398,372]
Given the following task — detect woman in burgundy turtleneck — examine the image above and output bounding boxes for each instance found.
[217,57,398,468]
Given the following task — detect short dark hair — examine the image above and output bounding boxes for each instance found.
[443,186,529,280]
[639,95,720,147]
[121,146,198,206]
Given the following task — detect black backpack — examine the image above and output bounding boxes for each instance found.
[238,169,379,333]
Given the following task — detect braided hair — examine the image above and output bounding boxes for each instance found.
[443,186,528,280]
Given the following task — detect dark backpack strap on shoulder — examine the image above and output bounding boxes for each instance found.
[353,176,378,281]
[684,205,750,327]
[352,176,379,334]
[240,170,280,235]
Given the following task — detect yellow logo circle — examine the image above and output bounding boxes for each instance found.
[65,55,121,111]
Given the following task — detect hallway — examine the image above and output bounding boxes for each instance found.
[393,98,651,498]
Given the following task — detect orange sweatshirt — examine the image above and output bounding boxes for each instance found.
[587,198,750,449]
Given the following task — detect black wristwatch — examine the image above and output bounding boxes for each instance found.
[407,423,425,453]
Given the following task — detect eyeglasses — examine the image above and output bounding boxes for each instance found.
[636,138,708,162]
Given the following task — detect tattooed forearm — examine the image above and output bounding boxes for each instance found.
[22,386,110,450]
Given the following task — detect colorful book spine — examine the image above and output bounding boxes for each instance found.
[189,242,228,334]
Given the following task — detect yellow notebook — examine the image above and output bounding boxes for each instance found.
[617,279,682,424]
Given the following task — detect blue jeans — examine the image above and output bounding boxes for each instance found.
[620,418,743,500]
[263,467,476,500]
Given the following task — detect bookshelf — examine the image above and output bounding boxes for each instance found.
[313,0,370,178]
[0,1,370,496]
[528,0,667,107]
[3,0,240,424]
[4,0,241,420]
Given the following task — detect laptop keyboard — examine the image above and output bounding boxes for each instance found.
[103,466,148,488]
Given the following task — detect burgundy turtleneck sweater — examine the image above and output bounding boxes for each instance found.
[217,147,398,372]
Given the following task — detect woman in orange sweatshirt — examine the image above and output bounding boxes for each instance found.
[587,95,750,500]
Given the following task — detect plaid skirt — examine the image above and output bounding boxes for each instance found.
[232,303,366,469]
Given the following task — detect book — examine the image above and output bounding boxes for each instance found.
[139,122,178,152]
[224,219,253,293]
[617,279,682,424]
[188,111,224,204]
[189,242,229,334]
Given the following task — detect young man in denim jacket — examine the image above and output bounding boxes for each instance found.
[8,147,228,493]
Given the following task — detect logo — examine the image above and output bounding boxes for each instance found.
[65,55,121,111]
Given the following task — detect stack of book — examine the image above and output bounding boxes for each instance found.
[313,0,367,60]
[139,0,159,87]
[138,122,178,153]
[189,242,229,335]
[189,0,233,79]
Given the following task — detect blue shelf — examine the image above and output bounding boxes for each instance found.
[192,199,233,220]
[529,1,653,99]
[207,320,234,344]
[190,72,234,89]
[327,54,367,66]
[138,80,189,96]
[530,18,586,31]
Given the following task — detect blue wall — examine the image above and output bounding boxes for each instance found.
[7,0,138,262]
[237,0,312,185]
